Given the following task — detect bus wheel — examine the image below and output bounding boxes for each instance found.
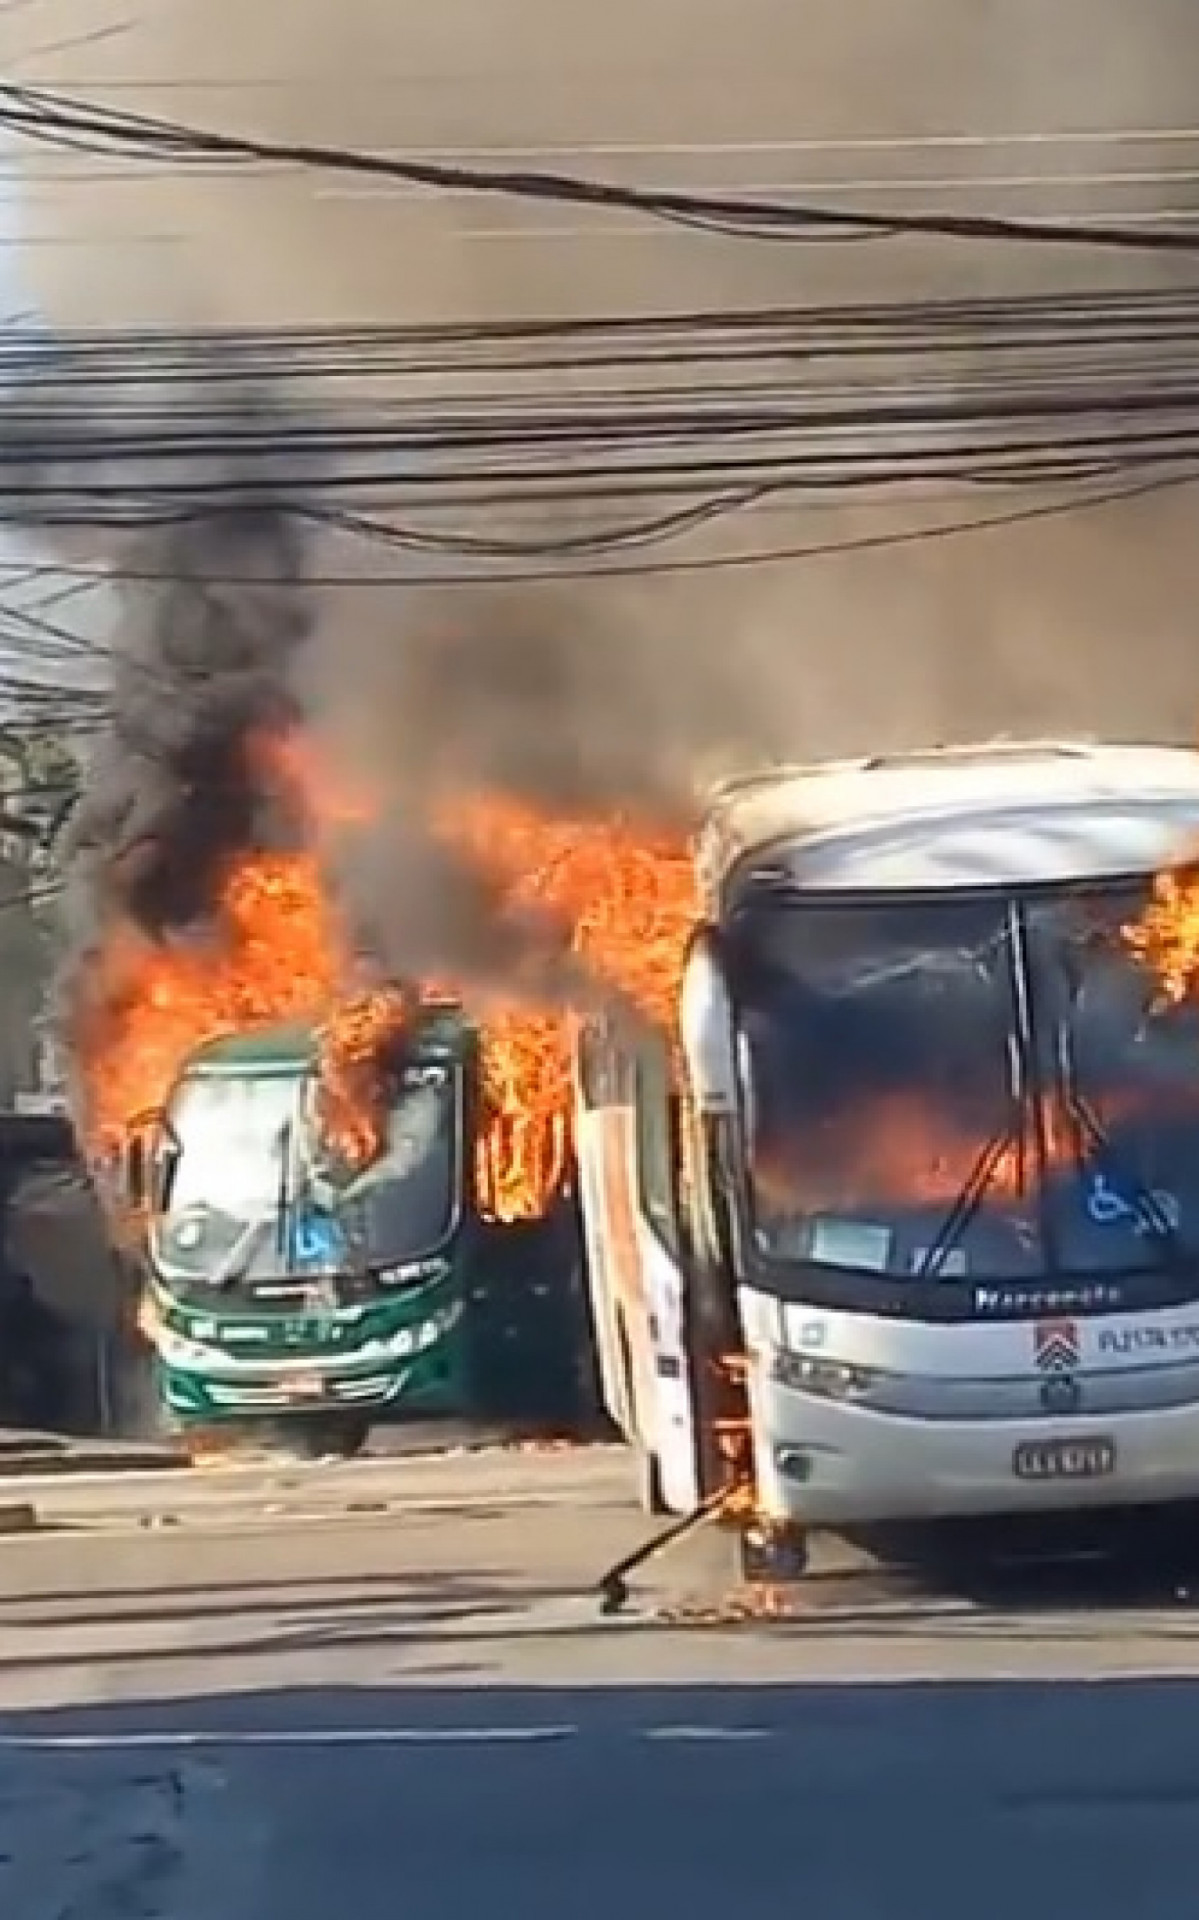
[636,1439,670,1516]
[738,1517,809,1586]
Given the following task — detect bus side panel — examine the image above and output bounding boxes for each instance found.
[574,1027,705,1516]
[574,1105,633,1434]
[575,1100,703,1513]
[619,1056,707,1516]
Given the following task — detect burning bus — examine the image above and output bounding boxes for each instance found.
[68,701,699,1455]
[576,740,1199,1574]
[112,1008,591,1455]
[78,818,604,1454]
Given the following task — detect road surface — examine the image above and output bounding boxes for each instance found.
[3,1446,1199,1918]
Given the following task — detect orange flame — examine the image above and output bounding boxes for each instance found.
[1123,864,1199,1006]
[437,794,697,1219]
[77,732,701,1227]
[750,1090,1100,1215]
[437,794,696,1032]
[316,986,414,1167]
[81,850,350,1150]
[82,849,421,1174]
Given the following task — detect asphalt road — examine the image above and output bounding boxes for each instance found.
[3,1447,1199,1918]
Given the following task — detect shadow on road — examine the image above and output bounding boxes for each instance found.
[9,1513,1199,1680]
[844,1502,1199,1613]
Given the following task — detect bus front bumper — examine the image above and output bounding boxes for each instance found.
[159,1363,414,1422]
[750,1374,1199,1527]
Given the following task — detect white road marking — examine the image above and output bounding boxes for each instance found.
[0,1727,581,1750]
[645,1725,773,1741]
[0,1725,786,1751]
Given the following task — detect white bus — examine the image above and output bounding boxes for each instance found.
[575,740,1199,1572]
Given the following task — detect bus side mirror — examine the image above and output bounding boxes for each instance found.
[123,1134,149,1211]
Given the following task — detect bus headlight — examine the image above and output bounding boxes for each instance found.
[771,1349,880,1400]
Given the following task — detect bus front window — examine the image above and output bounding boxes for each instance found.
[732,897,1035,1280]
[299,1063,460,1270]
[153,1072,297,1288]
[156,1061,461,1291]
[1032,883,1199,1272]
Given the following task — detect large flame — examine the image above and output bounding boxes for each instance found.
[752,1090,1095,1215]
[1123,863,1199,1006]
[78,849,424,1173]
[440,794,697,1220]
[76,735,699,1225]
[81,850,345,1147]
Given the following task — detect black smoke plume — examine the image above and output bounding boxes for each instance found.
[64,505,310,944]
[27,383,719,1094]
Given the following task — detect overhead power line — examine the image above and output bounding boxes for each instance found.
[0,472,1188,607]
[6,81,1199,253]
[5,296,1199,521]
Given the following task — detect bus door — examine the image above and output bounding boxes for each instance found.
[574,1022,639,1437]
[629,1035,705,1514]
[575,1022,703,1511]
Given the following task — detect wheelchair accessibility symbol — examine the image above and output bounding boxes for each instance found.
[1085,1173,1181,1234]
[292,1208,345,1266]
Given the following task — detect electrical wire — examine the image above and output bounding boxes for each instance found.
[0,297,1192,733]
[7,81,1199,253]
[2,289,1199,543]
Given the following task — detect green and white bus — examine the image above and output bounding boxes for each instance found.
[114,1009,594,1455]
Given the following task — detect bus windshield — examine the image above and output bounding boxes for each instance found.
[153,1062,459,1290]
[731,884,1199,1285]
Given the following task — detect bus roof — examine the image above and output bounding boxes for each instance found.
[698,739,1199,898]
[184,1008,471,1079]
[187,1025,318,1075]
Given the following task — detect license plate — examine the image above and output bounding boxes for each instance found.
[288,1374,327,1400]
[1012,1436,1116,1481]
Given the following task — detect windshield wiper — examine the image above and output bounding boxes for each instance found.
[914,925,1029,1282]
[275,1118,293,1264]
[913,1115,1024,1281]
[206,1120,296,1290]
[208,1207,277,1289]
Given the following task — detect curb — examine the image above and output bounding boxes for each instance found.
[0,1447,186,1479]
